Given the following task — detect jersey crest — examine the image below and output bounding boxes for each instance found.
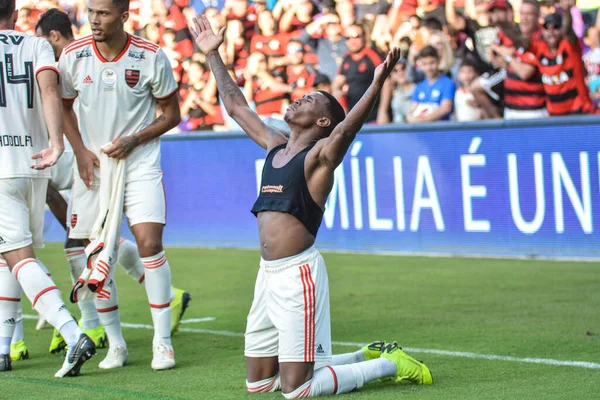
[125,69,140,88]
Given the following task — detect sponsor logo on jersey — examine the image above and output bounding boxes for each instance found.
[83,75,94,84]
[101,68,117,88]
[125,69,140,88]
[76,49,92,59]
[71,214,78,228]
[128,50,145,60]
[261,185,283,193]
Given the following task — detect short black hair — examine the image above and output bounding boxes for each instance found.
[459,59,479,71]
[317,90,345,131]
[35,8,74,39]
[419,17,442,31]
[113,0,130,13]
[416,45,439,61]
[0,0,15,21]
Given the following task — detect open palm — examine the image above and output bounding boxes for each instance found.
[373,47,401,86]
[188,15,226,55]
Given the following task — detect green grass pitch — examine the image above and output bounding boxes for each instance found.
[1,244,598,399]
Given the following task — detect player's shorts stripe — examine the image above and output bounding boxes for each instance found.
[299,265,309,362]
[327,366,338,394]
[64,40,93,54]
[0,296,21,302]
[150,302,170,309]
[97,305,119,313]
[32,286,58,307]
[155,87,178,100]
[12,258,37,280]
[305,264,316,362]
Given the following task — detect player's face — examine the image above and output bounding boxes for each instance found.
[419,56,440,79]
[542,24,562,48]
[285,92,326,127]
[88,0,129,42]
[36,28,61,61]
[519,3,539,36]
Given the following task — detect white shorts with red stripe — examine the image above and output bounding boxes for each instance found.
[0,178,48,254]
[69,164,166,239]
[244,246,332,364]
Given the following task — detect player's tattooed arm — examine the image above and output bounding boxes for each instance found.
[317,47,401,168]
[189,15,284,150]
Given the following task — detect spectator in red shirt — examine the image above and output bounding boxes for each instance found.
[284,39,317,101]
[512,2,596,115]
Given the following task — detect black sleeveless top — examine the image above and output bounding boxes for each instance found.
[251,143,324,237]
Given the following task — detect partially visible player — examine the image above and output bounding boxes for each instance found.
[190,15,432,398]
[5,8,191,363]
[59,0,181,370]
[0,0,95,376]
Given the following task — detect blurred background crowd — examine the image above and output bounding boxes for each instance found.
[16,0,600,132]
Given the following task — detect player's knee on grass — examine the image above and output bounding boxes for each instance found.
[279,363,314,395]
[281,379,312,399]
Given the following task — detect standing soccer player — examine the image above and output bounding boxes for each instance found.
[0,0,96,376]
[190,15,432,398]
[58,0,181,370]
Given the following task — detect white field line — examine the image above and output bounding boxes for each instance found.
[181,317,216,323]
[23,314,600,370]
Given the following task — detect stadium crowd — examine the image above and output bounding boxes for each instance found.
[17,0,600,131]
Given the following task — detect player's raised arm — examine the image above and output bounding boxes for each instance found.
[318,47,400,167]
[189,15,283,150]
[32,69,64,170]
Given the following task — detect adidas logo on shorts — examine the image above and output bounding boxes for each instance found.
[0,236,5,245]
[316,344,324,354]
[3,318,15,325]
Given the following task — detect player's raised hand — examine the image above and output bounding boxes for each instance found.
[76,147,100,189]
[31,146,64,170]
[188,15,226,55]
[373,47,401,87]
[103,135,140,160]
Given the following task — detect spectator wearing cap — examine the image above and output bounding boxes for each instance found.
[513,2,596,115]
[332,23,391,123]
[489,0,548,119]
[406,46,456,124]
[299,13,348,81]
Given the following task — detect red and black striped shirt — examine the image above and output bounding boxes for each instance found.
[532,39,594,116]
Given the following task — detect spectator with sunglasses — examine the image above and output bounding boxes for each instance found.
[332,23,391,123]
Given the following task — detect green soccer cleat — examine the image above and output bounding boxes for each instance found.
[10,340,29,361]
[49,328,67,354]
[81,324,108,349]
[381,342,433,385]
[361,341,386,361]
[170,287,191,336]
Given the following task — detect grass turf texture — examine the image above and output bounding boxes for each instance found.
[1,243,598,399]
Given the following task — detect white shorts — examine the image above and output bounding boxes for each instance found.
[0,178,48,253]
[69,167,166,239]
[504,108,549,120]
[244,246,332,363]
[50,150,74,192]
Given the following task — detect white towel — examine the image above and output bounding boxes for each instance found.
[70,143,126,303]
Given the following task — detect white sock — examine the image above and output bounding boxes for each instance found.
[95,278,126,349]
[36,258,51,277]
[65,248,101,330]
[117,238,146,284]
[13,258,82,347]
[315,349,365,369]
[59,320,81,347]
[283,359,397,398]
[246,374,282,393]
[141,251,172,346]
[11,303,24,343]
[0,264,21,354]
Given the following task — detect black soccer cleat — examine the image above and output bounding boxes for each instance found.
[54,334,96,377]
[0,354,12,372]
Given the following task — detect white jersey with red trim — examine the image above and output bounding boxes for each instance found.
[0,30,58,179]
[57,34,178,174]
